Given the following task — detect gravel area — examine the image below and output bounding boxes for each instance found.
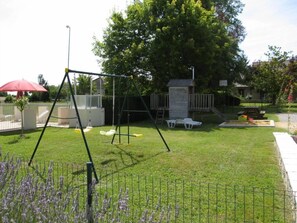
[276,113,297,133]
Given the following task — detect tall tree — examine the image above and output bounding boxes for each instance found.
[38,74,50,101]
[76,74,97,95]
[212,0,245,41]
[251,46,292,105]
[93,0,246,94]
[30,74,50,102]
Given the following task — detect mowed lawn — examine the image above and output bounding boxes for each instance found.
[0,118,287,190]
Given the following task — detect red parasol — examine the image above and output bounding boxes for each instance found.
[0,79,47,92]
[0,79,47,97]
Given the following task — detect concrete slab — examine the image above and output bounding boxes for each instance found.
[273,132,297,205]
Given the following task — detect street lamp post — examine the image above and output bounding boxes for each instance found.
[66,25,77,95]
[189,66,195,93]
[189,66,195,80]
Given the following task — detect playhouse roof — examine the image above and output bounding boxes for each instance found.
[167,79,195,87]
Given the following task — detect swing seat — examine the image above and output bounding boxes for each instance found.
[100,129,116,136]
[132,133,143,137]
[75,126,92,133]
[83,126,92,132]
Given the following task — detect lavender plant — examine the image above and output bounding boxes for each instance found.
[0,156,178,223]
[0,158,79,222]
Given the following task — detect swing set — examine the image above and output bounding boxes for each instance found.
[28,68,170,183]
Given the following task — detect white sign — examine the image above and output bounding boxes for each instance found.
[219,80,228,86]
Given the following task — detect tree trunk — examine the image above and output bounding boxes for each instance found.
[21,110,24,137]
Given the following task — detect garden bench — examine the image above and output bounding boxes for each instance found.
[237,107,267,120]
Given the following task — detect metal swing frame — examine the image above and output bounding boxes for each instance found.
[28,68,170,183]
[111,78,170,153]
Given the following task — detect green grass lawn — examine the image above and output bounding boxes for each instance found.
[1,112,294,222]
[0,116,287,191]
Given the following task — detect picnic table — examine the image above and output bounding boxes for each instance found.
[237,107,267,120]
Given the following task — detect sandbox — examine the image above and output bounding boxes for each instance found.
[219,120,275,127]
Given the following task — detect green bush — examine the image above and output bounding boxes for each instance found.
[4,95,14,103]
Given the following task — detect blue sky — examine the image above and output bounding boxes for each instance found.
[239,0,297,62]
[0,0,297,86]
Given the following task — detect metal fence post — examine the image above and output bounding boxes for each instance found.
[87,162,93,223]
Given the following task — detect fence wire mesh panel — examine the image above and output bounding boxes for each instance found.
[0,104,21,131]
[95,172,296,222]
[1,156,296,222]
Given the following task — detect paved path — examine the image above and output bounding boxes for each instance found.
[272,114,297,208]
[274,114,297,207]
[274,133,297,193]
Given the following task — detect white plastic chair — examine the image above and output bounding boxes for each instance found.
[183,118,202,129]
[166,119,176,128]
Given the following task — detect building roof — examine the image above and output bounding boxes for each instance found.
[167,79,195,87]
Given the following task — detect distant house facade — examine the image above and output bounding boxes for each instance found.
[233,59,293,102]
[234,83,264,102]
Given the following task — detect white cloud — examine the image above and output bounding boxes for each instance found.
[0,0,129,86]
[239,0,297,63]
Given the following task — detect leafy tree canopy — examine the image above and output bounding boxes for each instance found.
[76,74,97,95]
[0,92,7,97]
[49,84,70,101]
[93,0,246,94]
[29,74,50,102]
[251,46,297,105]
